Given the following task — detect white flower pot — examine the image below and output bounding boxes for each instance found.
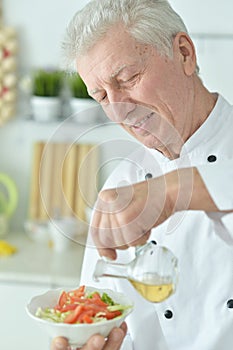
[31,96,62,122]
[70,97,103,124]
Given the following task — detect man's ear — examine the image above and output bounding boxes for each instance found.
[173,32,197,76]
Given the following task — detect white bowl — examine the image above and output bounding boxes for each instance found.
[26,286,133,347]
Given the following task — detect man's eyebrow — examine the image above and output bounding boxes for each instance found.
[110,64,127,79]
[89,64,127,95]
[89,87,102,95]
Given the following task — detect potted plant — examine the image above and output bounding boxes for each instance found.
[31,68,64,122]
[66,73,100,124]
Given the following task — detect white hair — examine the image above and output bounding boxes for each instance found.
[63,0,198,72]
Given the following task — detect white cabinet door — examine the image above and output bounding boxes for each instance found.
[0,282,51,350]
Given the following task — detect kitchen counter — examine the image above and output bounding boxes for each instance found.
[0,231,86,287]
[0,232,87,350]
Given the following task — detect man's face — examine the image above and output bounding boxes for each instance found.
[77,25,196,158]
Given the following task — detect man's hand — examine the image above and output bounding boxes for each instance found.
[91,174,171,259]
[90,167,218,259]
[51,322,127,350]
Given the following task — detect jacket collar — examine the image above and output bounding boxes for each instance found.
[180,94,232,156]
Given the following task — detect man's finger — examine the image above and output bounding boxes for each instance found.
[82,334,105,350]
[51,337,69,350]
[103,322,128,350]
[98,247,117,260]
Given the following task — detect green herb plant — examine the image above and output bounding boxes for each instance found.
[32,69,64,97]
[66,74,91,99]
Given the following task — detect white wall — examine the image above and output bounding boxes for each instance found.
[169,0,233,33]
[169,0,233,103]
[3,0,89,70]
[3,0,233,101]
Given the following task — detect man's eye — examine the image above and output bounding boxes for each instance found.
[128,74,138,81]
[120,74,139,85]
[99,94,107,103]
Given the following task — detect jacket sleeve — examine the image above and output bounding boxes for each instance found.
[197,160,233,244]
[197,160,233,210]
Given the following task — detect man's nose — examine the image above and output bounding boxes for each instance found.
[103,101,136,123]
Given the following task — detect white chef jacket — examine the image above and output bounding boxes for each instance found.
[80,94,233,350]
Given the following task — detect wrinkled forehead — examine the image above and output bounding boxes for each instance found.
[78,24,151,59]
[76,27,154,85]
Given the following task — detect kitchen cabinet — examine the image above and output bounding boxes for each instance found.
[0,231,85,349]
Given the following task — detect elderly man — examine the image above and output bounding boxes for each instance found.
[53,0,233,349]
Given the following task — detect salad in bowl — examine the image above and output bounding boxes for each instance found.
[26,285,133,347]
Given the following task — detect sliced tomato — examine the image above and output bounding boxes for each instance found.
[69,296,88,304]
[54,286,123,324]
[102,310,122,320]
[59,304,79,313]
[64,305,84,324]
[82,314,93,324]
[77,309,95,323]
[68,285,85,298]
[57,291,69,308]
[83,303,107,313]
[90,292,108,306]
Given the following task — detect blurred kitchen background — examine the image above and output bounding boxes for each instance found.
[0,0,233,349]
[1,0,233,232]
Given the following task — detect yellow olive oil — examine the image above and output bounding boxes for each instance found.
[129,273,174,302]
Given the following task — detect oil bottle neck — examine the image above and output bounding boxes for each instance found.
[93,259,129,281]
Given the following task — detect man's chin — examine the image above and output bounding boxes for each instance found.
[138,136,164,152]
